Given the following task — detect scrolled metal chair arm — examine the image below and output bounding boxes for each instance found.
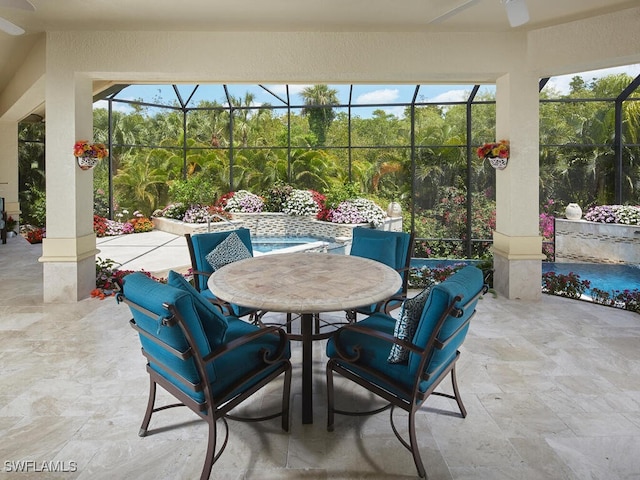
[203,326,289,365]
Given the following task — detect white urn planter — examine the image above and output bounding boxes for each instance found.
[386,202,402,217]
[565,203,583,220]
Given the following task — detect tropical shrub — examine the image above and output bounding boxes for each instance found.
[263,183,294,212]
[540,198,556,261]
[322,182,362,209]
[21,184,46,227]
[412,186,496,258]
[169,174,219,206]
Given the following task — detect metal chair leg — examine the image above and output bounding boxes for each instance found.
[450,364,467,418]
[326,362,335,432]
[139,379,157,437]
[408,409,427,478]
[200,417,217,480]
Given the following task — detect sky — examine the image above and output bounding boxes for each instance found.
[96,63,640,119]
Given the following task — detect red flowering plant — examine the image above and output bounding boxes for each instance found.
[542,271,590,299]
[73,140,109,160]
[92,257,162,299]
[477,140,509,160]
[23,226,45,244]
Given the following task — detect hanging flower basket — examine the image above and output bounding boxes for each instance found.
[477,140,509,170]
[77,156,100,170]
[73,140,108,170]
[488,156,508,170]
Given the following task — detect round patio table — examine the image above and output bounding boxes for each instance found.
[208,251,402,424]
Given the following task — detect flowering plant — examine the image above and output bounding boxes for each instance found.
[219,190,264,213]
[477,140,509,160]
[584,205,640,225]
[542,271,590,299]
[328,198,386,227]
[73,140,109,159]
[24,226,45,244]
[282,189,321,216]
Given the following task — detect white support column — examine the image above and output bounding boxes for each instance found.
[40,72,98,303]
[492,71,545,300]
[0,121,20,226]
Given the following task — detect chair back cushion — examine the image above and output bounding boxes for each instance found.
[409,266,484,384]
[350,228,410,267]
[122,272,217,400]
[188,228,253,291]
[167,270,228,346]
[350,228,412,294]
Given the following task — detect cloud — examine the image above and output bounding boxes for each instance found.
[546,64,640,95]
[93,99,133,113]
[267,84,311,97]
[430,89,469,103]
[355,88,399,104]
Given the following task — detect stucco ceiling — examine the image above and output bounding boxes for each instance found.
[1,0,637,33]
[0,0,638,119]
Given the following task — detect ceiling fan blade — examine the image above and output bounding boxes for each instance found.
[0,16,25,35]
[429,0,482,24]
[0,0,35,11]
[502,0,529,27]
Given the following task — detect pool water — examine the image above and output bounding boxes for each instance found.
[252,236,345,255]
[410,258,640,296]
[542,262,640,294]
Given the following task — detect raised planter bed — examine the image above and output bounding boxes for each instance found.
[152,213,402,240]
[555,218,640,264]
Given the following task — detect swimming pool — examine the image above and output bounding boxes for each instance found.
[410,258,640,296]
[542,262,640,295]
[252,236,345,255]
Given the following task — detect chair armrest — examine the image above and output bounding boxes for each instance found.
[202,326,289,365]
[190,269,212,292]
[378,293,407,314]
[331,322,425,363]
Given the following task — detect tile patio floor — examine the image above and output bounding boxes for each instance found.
[1,232,639,479]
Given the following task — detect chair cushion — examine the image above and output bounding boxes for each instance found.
[205,231,252,271]
[167,270,228,346]
[350,234,397,268]
[409,266,484,377]
[212,317,291,402]
[387,283,433,364]
[121,272,217,397]
[326,313,416,396]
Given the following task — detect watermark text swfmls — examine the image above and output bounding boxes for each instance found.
[4,460,78,473]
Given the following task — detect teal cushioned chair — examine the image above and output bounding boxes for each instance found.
[326,265,487,478]
[347,227,415,321]
[118,272,291,480]
[185,228,260,321]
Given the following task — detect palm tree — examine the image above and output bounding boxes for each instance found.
[114,151,170,216]
[300,85,339,146]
